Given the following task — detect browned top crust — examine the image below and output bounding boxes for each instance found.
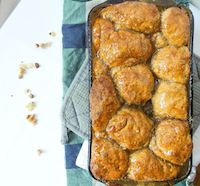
[152,81,188,120]
[162,7,190,47]
[149,119,192,165]
[106,107,153,150]
[99,30,153,68]
[92,57,109,79]
[101,1,160,33]
[112,64,154,105]
[128,149,180,181]
[151,46,190,84]
[90,137,128,181]
[92,18,114,52]
[89,3,192,183]
[89,75,121,132]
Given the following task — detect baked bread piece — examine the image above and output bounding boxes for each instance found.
[90,137,128,181]
[106,107,153,150]
[112,64,154,105]
[162,7,190,47]
[152,81,188,120]
[152,32,168,49]
[92,18,114,52]
[128,149,180,181]
[99,30,152,68]
[92,57,109,79]
[151,46,190,84]
[149,119,192,165]
[101,1,160,33]
[90,75,121,132]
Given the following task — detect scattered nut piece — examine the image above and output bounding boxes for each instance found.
[21,63,39,69]
[35,42,52,49]
[25,102,36,111]
[26,114,37,125]
[34,63,40,68]
[25,89,35,99]
[25,89,31,94]
[41,42,52,48]
[37,149,44,156]
[18,63,40,79]
[25,89,35,98]
[29,94,35,99]
[49,32,56,37]
[18,67,26,79]
[22,63,35,69]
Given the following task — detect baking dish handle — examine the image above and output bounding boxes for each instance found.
[73,0,188,6]
[107,0,189,6]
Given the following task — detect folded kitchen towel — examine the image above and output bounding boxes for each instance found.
[62,1,197,186]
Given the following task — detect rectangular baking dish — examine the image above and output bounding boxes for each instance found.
[87,0,194,185]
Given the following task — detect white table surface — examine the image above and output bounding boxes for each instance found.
[0,0,66,186]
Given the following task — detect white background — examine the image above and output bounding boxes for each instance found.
[0,1,200,186]
[0,0,66,186]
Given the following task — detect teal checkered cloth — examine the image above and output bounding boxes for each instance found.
[62,0,198,186]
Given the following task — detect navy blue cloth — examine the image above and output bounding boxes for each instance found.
[65,143,83,169]
[62,23,86,48]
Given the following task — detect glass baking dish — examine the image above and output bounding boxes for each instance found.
[87,0,194,185]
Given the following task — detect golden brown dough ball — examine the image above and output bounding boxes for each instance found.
[128,149,180,181]
[101,1,160,33]
[162,7,190,47]
[149,119,192,165]
[106,107,153,150]
[99,30,153,68]
[152,32,168,49]
[89,75,121,132]
[151,46,190,84]
[90,137,128,181]
[112,64,154,105]
[92,57,109,79]
[152,81,188,120]
[92,18,114,52]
